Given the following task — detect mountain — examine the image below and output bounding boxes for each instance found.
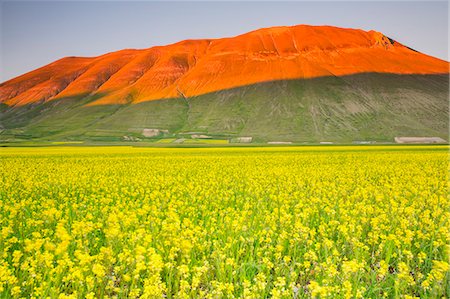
[0,25,448,143]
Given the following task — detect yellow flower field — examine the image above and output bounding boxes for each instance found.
[0,146,448,298]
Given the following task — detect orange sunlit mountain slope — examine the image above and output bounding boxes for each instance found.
[1,25,448,106]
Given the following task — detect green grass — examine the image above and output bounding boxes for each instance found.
[183,138,229,144]
[52,141,85,145]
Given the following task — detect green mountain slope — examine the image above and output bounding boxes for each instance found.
[0,73,448,143]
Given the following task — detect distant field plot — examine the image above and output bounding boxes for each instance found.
[0,146,448,298]
[155,138,176,143]
[52,141,85,145]
[154,138,229,144]
[182,138,229,144]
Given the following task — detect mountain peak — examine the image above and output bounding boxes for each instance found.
[1,24,448,107]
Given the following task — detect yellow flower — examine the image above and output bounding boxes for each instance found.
[342,260,364,276]
[85,292,95,299]
[11,286,21,296]
[92,263,106,278]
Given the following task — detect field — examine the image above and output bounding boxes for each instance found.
[182,139,229,144]
[0,146,448,298]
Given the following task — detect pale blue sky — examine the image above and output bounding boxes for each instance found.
[1,1,448,82]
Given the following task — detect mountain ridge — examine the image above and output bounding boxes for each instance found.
[1,24,448,107]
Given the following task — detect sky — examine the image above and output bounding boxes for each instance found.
[1,1,448,82]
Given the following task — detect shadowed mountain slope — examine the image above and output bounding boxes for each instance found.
[1,73,448,143]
